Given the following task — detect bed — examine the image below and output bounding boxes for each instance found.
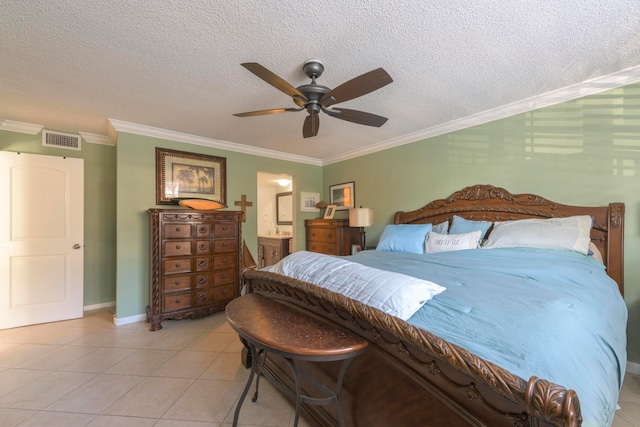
[240,184,626,427]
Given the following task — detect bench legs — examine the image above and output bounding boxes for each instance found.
[232,343,352,427]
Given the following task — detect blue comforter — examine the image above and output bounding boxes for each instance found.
[345,248,627,427]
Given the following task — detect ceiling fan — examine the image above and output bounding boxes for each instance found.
[233,59,393,138]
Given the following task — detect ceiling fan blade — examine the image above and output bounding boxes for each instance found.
[303,112,320,138]
[233,107,301,117]
[241,63,308,101]
[321,68,393,107]
[323,107,388,127]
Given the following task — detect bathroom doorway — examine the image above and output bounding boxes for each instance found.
[256,172,294,267]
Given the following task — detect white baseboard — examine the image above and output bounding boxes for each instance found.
[113,313,147,326]
[626,361,640,375]
[83,301,115,312]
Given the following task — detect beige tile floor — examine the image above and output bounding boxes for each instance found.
[0,309,312,427]
[0,309,638,427]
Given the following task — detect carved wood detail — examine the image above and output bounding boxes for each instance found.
[243,269,582,427]
[238,185,624,427]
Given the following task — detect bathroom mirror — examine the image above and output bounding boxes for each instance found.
[276,192,292,225]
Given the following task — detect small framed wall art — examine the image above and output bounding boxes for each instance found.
[300,192,320,212]
[329,181,355,210]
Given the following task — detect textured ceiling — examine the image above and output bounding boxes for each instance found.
[1,0,640,162]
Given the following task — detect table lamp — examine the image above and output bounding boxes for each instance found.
[349,207,374,249]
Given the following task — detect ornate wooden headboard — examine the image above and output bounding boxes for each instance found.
[393,184,625,295]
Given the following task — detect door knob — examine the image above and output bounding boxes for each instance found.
[73,244,82,249]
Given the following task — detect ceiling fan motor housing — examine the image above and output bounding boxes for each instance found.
[303,59,324,78]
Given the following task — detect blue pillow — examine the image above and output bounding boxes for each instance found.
[432,220,449,234]
[449,215,492,241]
[376,224,433,254]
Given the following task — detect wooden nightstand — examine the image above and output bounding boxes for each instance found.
[305,219,360,256]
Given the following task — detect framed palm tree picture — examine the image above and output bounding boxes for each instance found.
[156,147,226,205]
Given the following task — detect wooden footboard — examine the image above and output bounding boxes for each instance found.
[242,269,582,427]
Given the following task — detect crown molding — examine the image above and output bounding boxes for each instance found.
[79,131,114,146]
[322,64,640,165]
[0,120,43,135]
[108,119,323,166]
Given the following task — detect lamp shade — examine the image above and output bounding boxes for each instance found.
[349,207,374,227]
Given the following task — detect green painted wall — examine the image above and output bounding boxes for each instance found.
[323,83,640,363]
[115,132,322,319]
[4,82,639,365]
[0,130,117,306]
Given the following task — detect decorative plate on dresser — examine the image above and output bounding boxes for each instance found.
[147,209,243,331]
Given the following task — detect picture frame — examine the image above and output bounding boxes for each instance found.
[300,192,320,212]
[323,204,337,219]
[329,181,355,210]
[156,147,226,205]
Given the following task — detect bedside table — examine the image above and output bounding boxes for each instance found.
[305,219,360,256]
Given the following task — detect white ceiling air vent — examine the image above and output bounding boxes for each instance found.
[42,130,81,150]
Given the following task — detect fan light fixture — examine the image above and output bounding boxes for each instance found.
[233,60,393,138]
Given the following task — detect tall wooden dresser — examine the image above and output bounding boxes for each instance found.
[305,219,360,256]
[147,209,242,331]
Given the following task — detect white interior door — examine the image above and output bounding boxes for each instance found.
[0,151,84,329]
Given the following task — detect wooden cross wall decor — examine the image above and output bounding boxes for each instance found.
[234,194,253,222]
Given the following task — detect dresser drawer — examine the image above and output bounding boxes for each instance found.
[213,254,236,270]
[195,257,210,271]
[195,223,211,237]
[164,223,192,238]
[195,240,210,254]
[307,241,338,255]
[308,228,337,243]
[163,240,192,256]
[164,258,192,274]
[214,285,235,302]
[194,273,210,288]
[213,238,237,253]
[163,275,191,292]
[213,268,236,286]
[194,288,213,306]
[214,222,237,237]
[164,292,192,311]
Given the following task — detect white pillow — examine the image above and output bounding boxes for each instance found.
[482,215,592,255]
[264,251,445,320]
[425,231,481,253]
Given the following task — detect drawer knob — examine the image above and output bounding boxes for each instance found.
[222,242,228,247]
[223,226,228,231]
[175,298,181,303]
[199,243,207,250]
[198,293,207,301]
[174,281,180,286]
[198,260,207,267]
[176,245,181,249]
[221,258,227,264]
[221,274,227,279]
[175,263,181,268]
[199,226,207,233]
[175,227,181,232]
[222,289,227,295]
[198,276,206,284]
